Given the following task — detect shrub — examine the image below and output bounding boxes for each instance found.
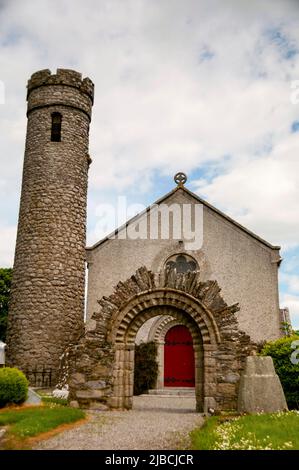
[260,334,299,409]
[0,367,29,408]
[134,341,158,395]
[0,267,12,341]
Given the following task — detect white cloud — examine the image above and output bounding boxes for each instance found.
[0,226,17,266]
[280,249,299,273]
[280,272,299,293]
[0,0,298,292]
[193,132,299,247]
[280,293,299,329]
[1,0,299,193]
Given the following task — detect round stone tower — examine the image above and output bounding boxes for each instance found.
[6,69,94,383]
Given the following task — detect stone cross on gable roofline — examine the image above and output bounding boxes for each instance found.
[174,172,187,187]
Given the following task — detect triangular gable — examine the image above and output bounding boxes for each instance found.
[87,185,280,251]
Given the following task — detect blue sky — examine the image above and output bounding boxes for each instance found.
[0,0,298,328]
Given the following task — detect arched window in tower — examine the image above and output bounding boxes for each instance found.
[165,254,198,274]
[51,112,62,142]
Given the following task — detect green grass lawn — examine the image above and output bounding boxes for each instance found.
[41,396,69,406]
[0,405,85,448]
[190,411,299,450]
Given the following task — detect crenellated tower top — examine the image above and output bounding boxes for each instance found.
[26,68,94,119]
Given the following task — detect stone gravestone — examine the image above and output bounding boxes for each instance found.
[25,388,42,405]
[0,341,6,367]
[238,356,288,414]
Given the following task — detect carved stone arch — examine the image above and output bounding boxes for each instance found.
[146,315,174,342]
[152,316,184,343]
[122,305,202,346]
[108,289,221,347]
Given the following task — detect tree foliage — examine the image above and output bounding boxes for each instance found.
[260,334,299,409]
[0,268,12,342]
[134,341,158,395]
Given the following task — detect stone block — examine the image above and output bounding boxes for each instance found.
[108,396,120,408]
[70,372,85,387]
[86,380,107,389]
[85,319,96,332]
[204,357,216,367]
[204,382,217,395]
[224,372,240,384]
[76,389,107,400]
[204,396,217,415]
[69,400,79,408]
[238,356,288,414]
[217,383,236,396]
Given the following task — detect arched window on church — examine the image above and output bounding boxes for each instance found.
[165,254,198,274]
[51,112,62,142]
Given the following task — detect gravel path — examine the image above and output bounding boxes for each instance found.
[35,396,203,450]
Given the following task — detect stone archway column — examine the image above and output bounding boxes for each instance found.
[109,343,135,410]
[203,344,217,412]
[109,344,125,409]
[155,341,165,389]
[194,344,204,412]
[123,345,135,409]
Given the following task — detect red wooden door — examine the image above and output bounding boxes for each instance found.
[164,325,195,387]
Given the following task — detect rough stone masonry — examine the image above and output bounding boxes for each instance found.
[6,69,94,382]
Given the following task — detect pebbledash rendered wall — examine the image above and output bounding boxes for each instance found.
[6,69,94,381]
[86,188,282,344]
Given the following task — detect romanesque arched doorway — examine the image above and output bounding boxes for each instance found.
[107,293,213,412]
[67,267,254,413]
[164,325,195,388]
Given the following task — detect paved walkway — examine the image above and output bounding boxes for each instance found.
[35,396,203,450]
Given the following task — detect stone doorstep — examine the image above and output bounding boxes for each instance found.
[144,387,196,397]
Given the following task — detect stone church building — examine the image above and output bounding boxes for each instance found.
[6,69,288,414]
